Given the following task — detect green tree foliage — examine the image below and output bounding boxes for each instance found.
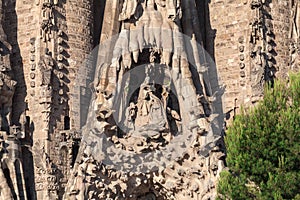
[217,73,300,200]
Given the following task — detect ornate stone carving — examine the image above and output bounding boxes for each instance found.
[119,0,139,21]
[0,41,17,132]
[41,1,55,42]
[250,46,265,96]
[39,48,54,87]
[134,83,168,133]
[65,1,224,199]
[0,12,19,180]
[33,140,59,198]
[0,0,298,199]
[0,126,28,200]
[249,0,275,102]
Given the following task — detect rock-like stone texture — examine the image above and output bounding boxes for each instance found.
[0,0,298,199]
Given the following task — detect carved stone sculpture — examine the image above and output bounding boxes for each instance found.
[33,141,59,199]
[64,1,224,199]
[124,102,136,133]
[0,0,298,199]
[39,49,54,87]
[41,1,55,42]
[249,1,275,101]
[119,0,139,21]
[134,83,168,133]
[0,40,17,133]
[0,130,29,200]
[251,46,265,96]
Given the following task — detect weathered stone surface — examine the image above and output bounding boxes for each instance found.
[0,0,298,199]
[63,1,224,199]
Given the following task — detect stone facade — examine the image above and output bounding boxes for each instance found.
[0,0,297,199]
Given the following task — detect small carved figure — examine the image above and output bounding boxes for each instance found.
[39,49,54,86]
[251,46,265,96]
[124,102,137,133]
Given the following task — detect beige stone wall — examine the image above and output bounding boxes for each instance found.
[5,0,39,126]
[207,0,252,117]
[0,1,296,199]
[67,0,94,130]
[270,0,291,77]
[3,1,40,198]
[206,0,292,119]
[4,1,95,198]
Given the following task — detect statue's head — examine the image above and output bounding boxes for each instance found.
[140,84,156,100]
[155,0,167,7]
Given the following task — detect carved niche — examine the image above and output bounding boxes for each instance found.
[65,1,225,200]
